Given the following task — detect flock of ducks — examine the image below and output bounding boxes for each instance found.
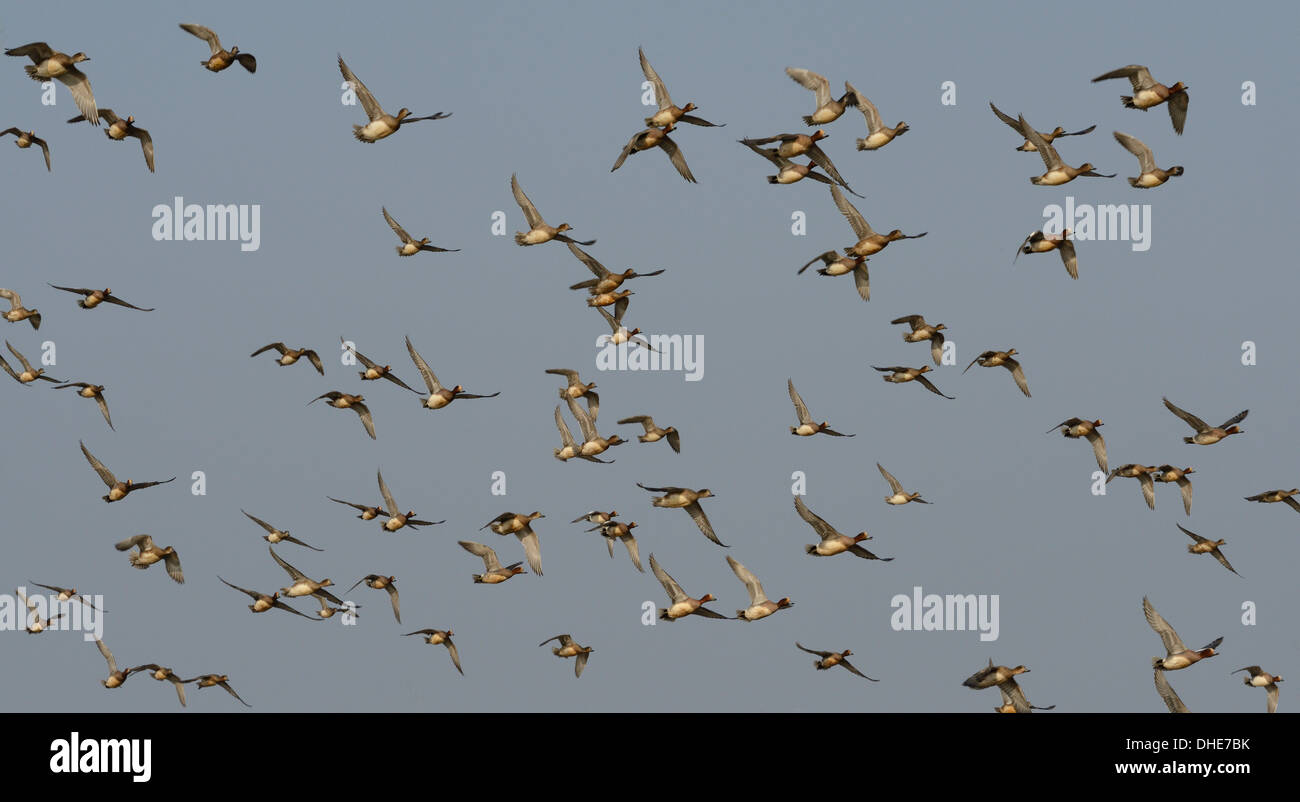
[1,21,1284,714]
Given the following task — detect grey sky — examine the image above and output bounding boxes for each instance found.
[2,1,1296,713]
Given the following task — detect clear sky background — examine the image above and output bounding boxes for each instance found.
[2,0,1296,713]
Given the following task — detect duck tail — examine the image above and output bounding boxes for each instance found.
[471,574,484,584]
[513,233,529,246]
[804,544,818,555]
[24,65,40,81]
[1120,95,1136,109]
[1152,657,1164,670]
[1182,436,1195,445]
[766,176,779,185]
[657,608,671,621]
[801,114,815,126]
[855,139,870,151]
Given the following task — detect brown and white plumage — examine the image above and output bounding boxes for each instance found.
[80,440,176,503]
[648,553,727,621]
[47,284,154,311]
[788,378,854,437]
[726,555,793,621]
[639,47,722,128]
[1092,65,1188,135]
[191,674,251,707]
[611,124,696,183]
[794,495,892,561]
[52,382,113,429]
[0,340,60,384]
[179,24,256,73]
[337,54,449,143]
[114,534,184,584]
[539,633,594,678]
[795,642,878,681]
[511,173,595,246]
[347,574,401,623]
[250,342,324,375]
[0,288,40,330]
[458,540,525,584]
[309,391,376,440]
[617,415,681,453]
[638,483,726,548]
[1177,524,1238,577]
[962,349,1030,397]
[16,587,64,633]
[382,206,458,255]
[1106,464,1157,510]
[1047,418,1108,474]
[404,629,463,676]
[5,42,97,124]
[1154,465,1195,516]
[1015,229,1079,280]
[1232,666,1282,714]
[218,576,317,620]
[872,365,954,399]
[1162,397,1247,445]
[67,109,154,172]
[241,509,324,551]
[1,127,51,170]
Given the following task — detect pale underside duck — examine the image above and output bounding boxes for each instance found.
[1113,131,1183,188]
[797,251,870,302]
[1162,397,1246,445]
[1015,229,1079,280]
[638,482,726,547]
[726,555,793,621]
[785,67,857,126]
[872,365,953,399]
[1176,524,1238,576]
[0,288,40,330]
[890,315,946,366]
[179,24,256,73]
[1,128,51,170]
[511,173,595,246]
[5,42,97,123]
[1106,464,1158,510]
[308,391,375,439]
[539,634,594,678]
[649,553,727,621]
[795,642,878,680]
[1046,417,1107,474]
[80,440,175,502]
[67,109,154,172]
[787,378,854,437]
[611,123,696,183]
[1016,113,1115,185]
[794,495,892,561]
[989,101,1094,152]
[962,349,1030,397]
[217,576,317,620]
[1232,666,1282,713]
[250,342,324,374]
[382,207,458,255]
[1092,65,1188,135]
[337,54,449,143]
[403,629,462,675]
[114,535,184,583]
[1144,596,1222,671]
[640,47,723,127]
